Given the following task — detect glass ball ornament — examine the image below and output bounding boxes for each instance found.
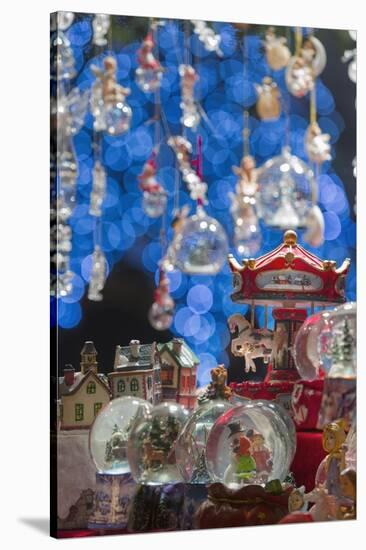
[136,67,163,92]
[89,396,152,475]
[148,295,175,330]
[293,302,356,380]
[175,400,234,483]
[256,146,316,229]
[142,190,167,218]
[127,402,190,485]
[205,401,295,488]
[173,205,229,275]
[105,101,132,136]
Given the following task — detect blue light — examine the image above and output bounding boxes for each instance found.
[60,274,85,304]
[58,301,82,329]
[67,20,92,47]
[187,284,213,314]
[323,211,342,240]
[81,253,110,282]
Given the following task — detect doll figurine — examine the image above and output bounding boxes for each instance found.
[247,431,272,479]
[288,486,308,514]
[255,77,281,120]
[320,419,348,498]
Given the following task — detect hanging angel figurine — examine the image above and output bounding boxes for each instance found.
[91,56,132,135]
[168,135,207,201]
[264,28,291,71]
[179,64,200,129]
[255,77,281,120]
[89,161,107,217]
[148,268,175,331]
[136,31,164,92]
[162,205,190,272]
[139,156,167,218]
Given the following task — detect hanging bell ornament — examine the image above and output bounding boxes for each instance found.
[91,57,132,135]
[305,121,331,165]
[179,64,201,129]
[136,31,164,92]
[88,245,107,302]
[255,77,281,120]
[139,156,167,218]
[148,269,175,330]
[264,28,291,71]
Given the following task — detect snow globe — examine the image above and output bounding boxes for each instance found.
[127,402,189,485]
[89,396,152,475]
[205,401,295,487]
[256,146,316,230]
[175,400,234,483]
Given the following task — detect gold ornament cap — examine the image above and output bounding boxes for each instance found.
[284,230,298,246]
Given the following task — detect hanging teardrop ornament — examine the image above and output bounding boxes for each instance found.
[255,76,281,120]
[264,28,291,71]
[148,269,175,330]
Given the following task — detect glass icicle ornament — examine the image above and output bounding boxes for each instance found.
[179,64,200,130]
[92,14,110,46]
[305,121,331,165]
[191,20,223,56]
[255,77,281,121]
[256,146,317,230]
[138,156,167,218]
[89,161,107,217]
[264,28,291,71]
[148,269,175,331]
[230,155,261,257]
[136,31,164,92]
[88,245,107,302]
[91,57,132,135]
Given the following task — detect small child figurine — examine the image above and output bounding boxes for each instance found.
[321,419,347,498]
[248,431,272,479]
[288,486,308,514]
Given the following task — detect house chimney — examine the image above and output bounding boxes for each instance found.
[130,340,140,359]
[114,345,122,369]
[64,364,75,386]
[172,338,183,355]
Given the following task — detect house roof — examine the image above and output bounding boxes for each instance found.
[115,343,156,370]
[157,340,199,369]
[81,341,97,355]
[58,369,110,397]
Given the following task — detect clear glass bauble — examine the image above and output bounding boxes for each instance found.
[89,396,152,475]
[148,298,174,331]
[173,205,229,275]
[205,401,294,488]
[105,102,132,135]
[135,67,163,92]
[293,302,356,380]
[142,190,167,218]
[175,400,234,483]
[127,402,189,485]
[256,146,316,229]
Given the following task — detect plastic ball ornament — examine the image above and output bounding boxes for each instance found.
[127,402,190,485]
[105,101,132,136]
[173,205,229,275]
[175,400,234,483]
[89,396,153,475]
[256,146,316,229]
[136,67,163,92]
[205,401,295,487]
[142,190,167,218]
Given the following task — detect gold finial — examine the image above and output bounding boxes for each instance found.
[284,230,298,246]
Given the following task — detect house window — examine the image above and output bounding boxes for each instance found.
[94,402,103,416]
[181,375,186,389]
[161,364,174,385]
[117,379,125,393]
[130,378,139,392]
[191,375,196,390]
[86,381,96,394]
[75,403,84,421]
[147,377,152,390]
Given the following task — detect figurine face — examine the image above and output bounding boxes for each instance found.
[288,490,304,512]
[230,435,241,454]
[323,431,337,452]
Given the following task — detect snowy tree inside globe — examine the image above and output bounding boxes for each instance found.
[205,401,295,488]
[127,402,189,485]
[175,400,234,483]
[89,396,152,475]
[256,146,316,229]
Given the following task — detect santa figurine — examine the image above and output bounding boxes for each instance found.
[138,156,164,194]
[137,32,162,71]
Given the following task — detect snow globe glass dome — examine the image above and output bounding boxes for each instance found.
[175,400,234,483]
[172,204,229,275]
[205,401,295,487]
[89,396,152,475]
[294,302,356,380]
[256,146,317,229]
[127,402,190,485]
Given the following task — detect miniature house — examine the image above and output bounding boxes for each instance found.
[58,341,111,430]
[157,338,199,409]
[109,340,162,405]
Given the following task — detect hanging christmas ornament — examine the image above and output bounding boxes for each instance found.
[92,14,111,46]
[148,268,175,330]
[264,28,291,71]
[342,31,356,83]
[168,136,207,201]
[301,35,327,77]
[285,55,314,97]
[162,206,190,272]
[256,145,317,230]
[51,30,76,81]
[191,20,223,56]
[91,56,132,135]
[88,245,107,301]
[305,121,331,165]
[179,64,200,129]
[50,12,75,32]
[286,30,326,97]
[255,76,281,121]
[89,160,107,217]
[136,31,164,92]
[138,155,167,218]
[51,214,75,298]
